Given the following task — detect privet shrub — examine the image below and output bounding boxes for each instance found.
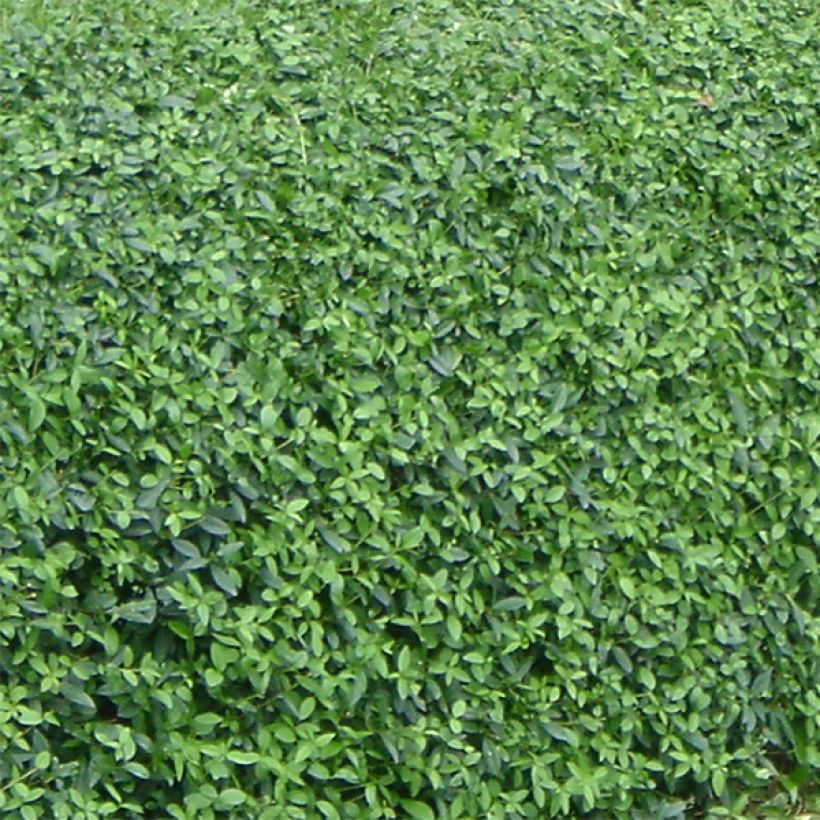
[0,0,817,817]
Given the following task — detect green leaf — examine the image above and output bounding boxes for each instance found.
[256,190,276,212]
[12,486,31,512]
[124,762,150,779]
[618,576,636,599]
[446,614,463,642]
[200,516,230,536]
[545,722,579,748]
[317,801,341,820]
[192,713,222,735]
[286,497,309,514]
[158,94,192,109]
[637,666,656,690]
[113,595,157,625]
[403,800,435,819]
[217,788,247,808]
[227,751,260,765]
[274,726,296,744]
[495,596,527,612]
[130,406,147,430]
[211,567,239,596]
[34,751,51,769]
[28,395,46,432]
[61,683,95,711]
[261,404,278,431]
[544,486,565,503]
[17,707,43,726]
[317,526,350,554]
[612,647,633,674]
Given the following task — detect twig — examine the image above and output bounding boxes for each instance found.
[291,108,308,167]
[0,768,38,795]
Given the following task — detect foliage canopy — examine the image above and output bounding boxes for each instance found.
[0,0,818,817]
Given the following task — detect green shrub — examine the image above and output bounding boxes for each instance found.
[0,0,817,817]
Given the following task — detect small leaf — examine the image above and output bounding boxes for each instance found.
[441,547,470,563]
[12,486,31,511]
[555,155,583,172]
[261,404,277,431]
[751,668,772,696]
[211,567,239,596]
[124,762,150,779]
[114,595,157,625]
[227,751,260,765]
[136,479,169,510]
[446,614,463,642]
[172,539,202,560]
[637,666,656,690]
[495,596,527,612]
[61,683,95,711]
[256,191,276,212]
[218,788,247,808]
[103,627,119,656]
[158,94,192,109]
[317,801,341,820]
[545,721,579,748]
[317,526,350,553]
[192,713,222,734]
[286,497,309,514]
[619,576,636,599]
[403,800,435,820]
[428,352,455,377]
[274,726,296,743]
[200,516,230,536]
[683,732,708,751]
[130,407,147,430]
[544,486,565,503]
[612,647,633,674]
[727,391,749,433]
[17,707,42,726]
[28,395,46,432]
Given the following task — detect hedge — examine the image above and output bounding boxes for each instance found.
[0,0,817,817]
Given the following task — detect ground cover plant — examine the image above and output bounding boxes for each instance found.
[0,0,818,816]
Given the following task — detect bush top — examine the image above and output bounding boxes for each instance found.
[0,1,817,817]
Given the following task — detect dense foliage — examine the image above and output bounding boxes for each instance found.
[0,0,818,817]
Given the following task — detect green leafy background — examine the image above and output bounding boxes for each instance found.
[0,0,817,817]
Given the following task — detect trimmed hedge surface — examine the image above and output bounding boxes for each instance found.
[0,0,818,817]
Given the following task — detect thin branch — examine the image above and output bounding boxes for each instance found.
[291,108,308,167]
